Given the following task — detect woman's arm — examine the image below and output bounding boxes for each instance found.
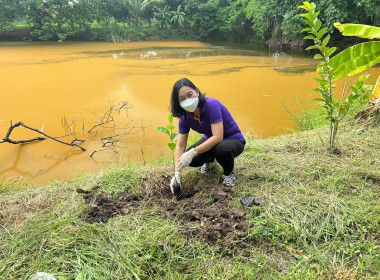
[194,121,223,154]
[175,133,188,173]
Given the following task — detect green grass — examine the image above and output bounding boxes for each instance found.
[1,121,380,279]
[283,92,373,133]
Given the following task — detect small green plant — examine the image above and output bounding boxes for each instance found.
[298,2,378,150]
[155,113,179,171]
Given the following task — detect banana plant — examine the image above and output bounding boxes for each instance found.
[328,23,380,81]
[334,23,380,39]
[170,5,185,27]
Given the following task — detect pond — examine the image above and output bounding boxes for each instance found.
[0,41,378,184]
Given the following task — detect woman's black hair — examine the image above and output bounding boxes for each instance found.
[170,78,206,118]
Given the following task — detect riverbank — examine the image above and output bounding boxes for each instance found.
[1,120,379,279]
[0,26,365,53]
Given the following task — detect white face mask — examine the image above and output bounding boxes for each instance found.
[180,97,199,112]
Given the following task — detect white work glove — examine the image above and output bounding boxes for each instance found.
[177,148,198,170]
[170,172,182,195]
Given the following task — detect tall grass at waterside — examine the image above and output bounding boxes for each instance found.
[284,90,373,132]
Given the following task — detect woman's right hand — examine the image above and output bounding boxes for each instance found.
[170,172,181,196]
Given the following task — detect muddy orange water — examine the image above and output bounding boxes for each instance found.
[0,41,379,184]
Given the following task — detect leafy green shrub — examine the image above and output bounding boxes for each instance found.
[88,19,152,42]
[299,1,379,150]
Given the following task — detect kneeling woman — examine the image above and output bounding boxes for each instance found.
[170,78,245,194]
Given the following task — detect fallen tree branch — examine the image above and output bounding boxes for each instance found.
[0,121,86,151]
[89,147,116,158]
[1,102,145,163]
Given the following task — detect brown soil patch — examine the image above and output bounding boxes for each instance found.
[85,192,141,223]
[161,186,248,243]
[82,177,250,244]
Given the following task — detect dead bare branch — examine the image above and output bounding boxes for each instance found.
[1,122,86,151]
[89,147,117,159]
[59,115,84,139]
[1,101,145,176]
[87,101,131,134]
[99,118,145,143]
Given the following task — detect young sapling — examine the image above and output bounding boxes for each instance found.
[155,113,181,196]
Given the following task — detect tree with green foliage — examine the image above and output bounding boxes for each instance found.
[184,0,226,39]
[2,0,379,42]
[245,0,281,39]
[0,0,26,31]
[219,0,251,40]
[124,0,163,26]
[299,1,379,150]
[25,0,96,41]
[100,0,130,22]
[245,0,379,41]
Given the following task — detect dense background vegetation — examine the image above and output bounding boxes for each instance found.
[0,0,379,43]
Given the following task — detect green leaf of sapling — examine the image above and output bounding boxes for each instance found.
[156,127,170,136]
[315,20,322,31]
[349,85,358,94]
[321,34,330,47]
[304,35,315,40]
[168,143,176,150]
[317,27,328,39]
[304,2,312,10]
[170,132,179,142]
[168,113,173,124]
[325,47,337,58]
[310,12,319,22]
[305,45,319,51]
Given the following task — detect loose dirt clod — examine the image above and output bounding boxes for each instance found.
[84,191,141,223]
[81,181,249,244]
[167,200,248,242]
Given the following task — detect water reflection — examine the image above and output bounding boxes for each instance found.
[274,66,317,74]
[18,43,318,76]
[84,46,284,60]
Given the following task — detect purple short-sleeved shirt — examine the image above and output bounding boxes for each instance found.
[179,97,245,144]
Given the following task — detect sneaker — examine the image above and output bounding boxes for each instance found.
[198,160,217,174]
[222,173,236,188]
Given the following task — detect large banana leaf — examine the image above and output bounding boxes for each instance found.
[372,77,380,99]
[334,23,380,39]
[326,42,380,81]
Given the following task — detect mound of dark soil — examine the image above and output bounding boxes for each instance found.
[166,199,248,242]
[85,192,141,223]
[81,180,250,243]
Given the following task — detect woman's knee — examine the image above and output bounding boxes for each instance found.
[213,142,233,157]
[213,139,244,158]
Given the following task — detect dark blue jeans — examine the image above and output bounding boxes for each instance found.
[187,138,245,175]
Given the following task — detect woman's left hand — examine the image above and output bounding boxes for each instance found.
[177,148,197,170]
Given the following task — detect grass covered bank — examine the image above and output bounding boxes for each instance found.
[1,122,380,279]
